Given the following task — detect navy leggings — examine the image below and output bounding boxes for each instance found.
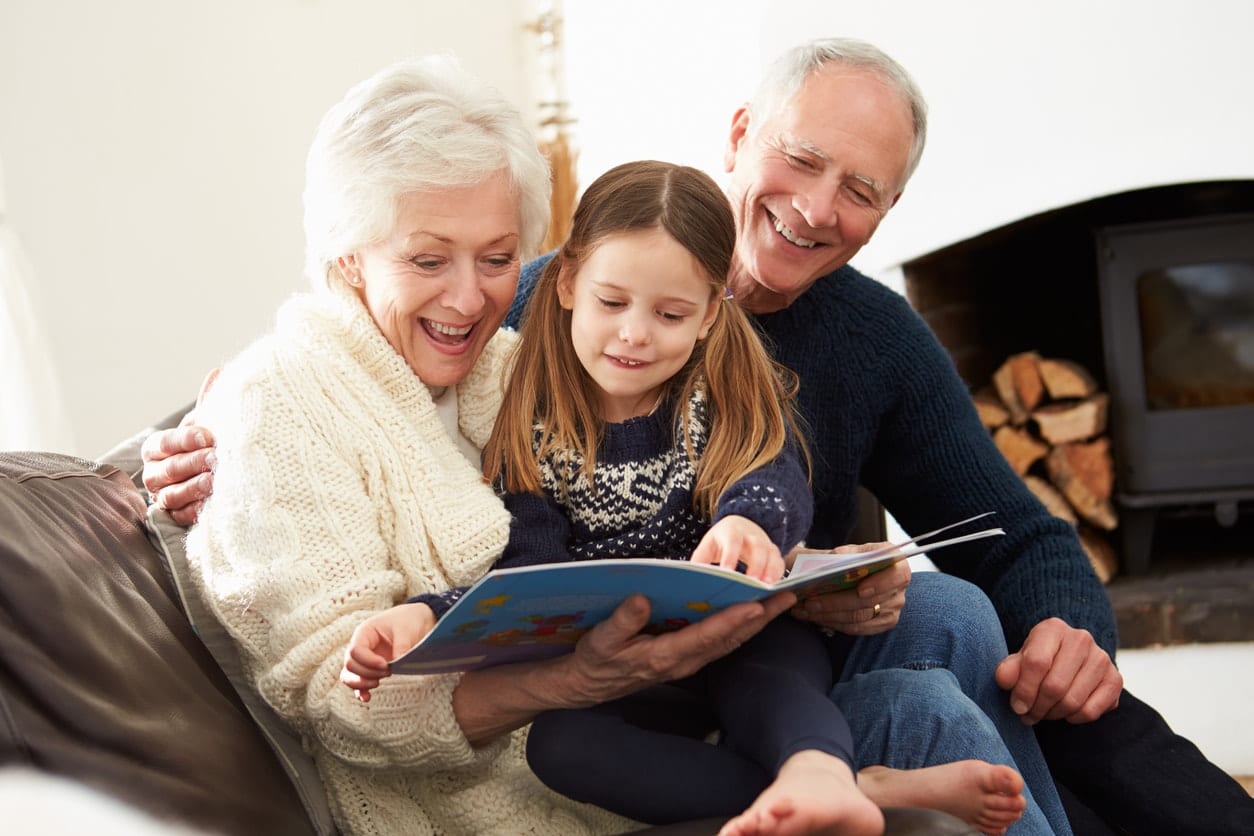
[525,616,853,825]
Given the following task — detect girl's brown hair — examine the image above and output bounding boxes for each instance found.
[482,160,808,518]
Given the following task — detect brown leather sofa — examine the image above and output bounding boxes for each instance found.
[0,416,975,836]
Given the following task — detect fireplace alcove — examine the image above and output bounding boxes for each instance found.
[899,179,1254,575]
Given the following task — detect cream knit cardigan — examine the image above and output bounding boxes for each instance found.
[185,283,634,836]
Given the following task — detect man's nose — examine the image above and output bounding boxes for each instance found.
[796,188,838,229]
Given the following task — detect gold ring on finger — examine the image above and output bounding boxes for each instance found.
[872,602,882,619]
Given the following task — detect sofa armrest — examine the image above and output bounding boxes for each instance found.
[0,452,320,835]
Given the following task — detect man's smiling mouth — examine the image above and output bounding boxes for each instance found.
[769,212,819,249]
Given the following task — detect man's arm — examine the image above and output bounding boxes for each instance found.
[141,369,219,525]
[863,289,1122,723]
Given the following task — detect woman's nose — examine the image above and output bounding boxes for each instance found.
[442,262,486,315]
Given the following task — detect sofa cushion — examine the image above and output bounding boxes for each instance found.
[0,452,317,835]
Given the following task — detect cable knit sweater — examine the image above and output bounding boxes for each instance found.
[185,282,633,836]
[511,257,1118,659]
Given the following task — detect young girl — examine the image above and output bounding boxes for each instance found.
[344,161,1029,836]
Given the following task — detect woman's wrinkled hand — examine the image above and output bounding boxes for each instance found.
[788,546,911,636]
[560,591,796,707]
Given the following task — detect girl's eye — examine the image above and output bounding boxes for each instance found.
[596,297,625,309]
[659,311,686,322]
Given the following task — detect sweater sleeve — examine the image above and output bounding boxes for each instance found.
[858,288,1119,659]
[711,434,814,553]
[187,349,508,774]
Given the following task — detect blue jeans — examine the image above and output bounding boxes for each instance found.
[832,571,1072,836]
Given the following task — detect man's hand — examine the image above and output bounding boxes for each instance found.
[141,369,220,525]
[995,617,1123,725]
[690,515,786,582]
[788,547,910,636]
[340,602,437,702]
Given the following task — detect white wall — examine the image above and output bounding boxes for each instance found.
[0,0,539,457]
[564,0,1254,280]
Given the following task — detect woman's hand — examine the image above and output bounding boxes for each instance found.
[341,603,437,702]
[141,369,220,525]
[788,545,911,636]
[689,515,786,582]
[452,591,795,745]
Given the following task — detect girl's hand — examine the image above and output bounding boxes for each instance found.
[789,549,911,636]
[340,602,436,702]
[689,515,785,582]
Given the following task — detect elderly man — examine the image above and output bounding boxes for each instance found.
[146,37,1254,836]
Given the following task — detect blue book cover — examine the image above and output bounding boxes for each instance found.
[390,513,1001,674]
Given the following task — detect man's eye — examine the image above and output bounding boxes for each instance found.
[788,154,815,170]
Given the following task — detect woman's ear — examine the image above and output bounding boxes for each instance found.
[337,255,363,287]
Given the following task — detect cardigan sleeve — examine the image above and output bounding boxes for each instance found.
[187,347,508,775]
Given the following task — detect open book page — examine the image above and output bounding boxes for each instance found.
[390,512,1002,675]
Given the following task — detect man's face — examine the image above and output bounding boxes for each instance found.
[723,65,915,313]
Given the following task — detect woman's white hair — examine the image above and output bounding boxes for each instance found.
[749,37,929,186]
[302,54,551,289]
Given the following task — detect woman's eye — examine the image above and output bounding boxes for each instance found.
[411,257,443,270]
[483,254,518,269]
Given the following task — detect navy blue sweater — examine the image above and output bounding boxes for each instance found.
[509,256,1118,659]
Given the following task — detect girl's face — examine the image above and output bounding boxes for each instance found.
[342,173,522,389]
[557,227,720,423]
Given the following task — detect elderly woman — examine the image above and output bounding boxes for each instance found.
[183,56,792,836]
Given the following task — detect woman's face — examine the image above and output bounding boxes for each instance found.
[345,173,522,388]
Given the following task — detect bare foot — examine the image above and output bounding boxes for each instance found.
[718,750,883,836]
[858,760,1026,835]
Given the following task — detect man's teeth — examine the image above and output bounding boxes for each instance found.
[428,321,473,337]
[773,217,817,248]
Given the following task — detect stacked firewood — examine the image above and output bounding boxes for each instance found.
[974,351,1120,582]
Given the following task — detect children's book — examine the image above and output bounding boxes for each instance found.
[389,512,1003,675]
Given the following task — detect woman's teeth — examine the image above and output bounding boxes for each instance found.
[427,320,472,337]
[425,320,473,344]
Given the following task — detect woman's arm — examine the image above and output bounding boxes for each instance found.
[453,591,796,745]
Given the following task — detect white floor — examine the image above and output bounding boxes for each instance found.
[1117,641,1254,776]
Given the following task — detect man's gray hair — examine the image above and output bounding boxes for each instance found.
[302,54,551,290]
[750,37,929,186]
